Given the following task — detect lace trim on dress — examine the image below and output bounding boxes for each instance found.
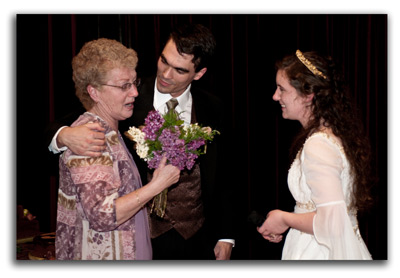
[296,201,362,241]
[296,201,316,211]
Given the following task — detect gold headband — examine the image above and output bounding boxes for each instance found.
[296,50,327,79]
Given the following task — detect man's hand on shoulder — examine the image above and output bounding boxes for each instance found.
[58,122,106,157]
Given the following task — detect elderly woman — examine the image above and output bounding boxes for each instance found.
[257,50,373,259]
[56,38,180,260]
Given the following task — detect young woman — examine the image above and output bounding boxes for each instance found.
[257,50,373,260]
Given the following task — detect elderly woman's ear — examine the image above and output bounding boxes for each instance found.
[87,85,99,103]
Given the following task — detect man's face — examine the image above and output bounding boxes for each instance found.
[156,39,206,98]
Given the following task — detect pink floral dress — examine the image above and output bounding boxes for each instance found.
[56,112,152,260]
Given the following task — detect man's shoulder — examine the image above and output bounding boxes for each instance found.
[191,85,222,106]
[139,76,156,93]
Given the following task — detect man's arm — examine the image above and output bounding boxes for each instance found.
[45,110,106,156]
[55,123,106,157]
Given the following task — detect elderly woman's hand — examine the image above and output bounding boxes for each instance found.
[151,156,181,192]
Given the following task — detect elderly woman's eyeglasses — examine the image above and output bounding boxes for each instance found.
[101,78,141,92]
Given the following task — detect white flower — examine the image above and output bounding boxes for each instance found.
[126,126,144,142]
[201,126,212,136]
[126,127,149,159]
[182,123,202,134]
[136,142,150,160]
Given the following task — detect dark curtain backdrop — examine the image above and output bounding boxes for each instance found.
[16,14,387,260]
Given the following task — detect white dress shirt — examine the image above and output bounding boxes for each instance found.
[153,79,192,125]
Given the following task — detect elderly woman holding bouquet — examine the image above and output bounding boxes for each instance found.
[55,38,180,260]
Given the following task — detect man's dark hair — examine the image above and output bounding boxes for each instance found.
[170,23,216,72]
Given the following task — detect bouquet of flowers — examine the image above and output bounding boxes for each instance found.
[125,109,219,218]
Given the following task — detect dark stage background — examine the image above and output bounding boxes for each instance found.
[16,14,387,260]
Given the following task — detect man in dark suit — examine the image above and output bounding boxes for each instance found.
[48,24,235,260]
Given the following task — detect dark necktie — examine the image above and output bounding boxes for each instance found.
[166,98,179,113]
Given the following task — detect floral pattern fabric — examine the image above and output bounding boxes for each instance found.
[56,112,151,260]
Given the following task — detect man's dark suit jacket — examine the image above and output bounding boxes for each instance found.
[45,76,236,246]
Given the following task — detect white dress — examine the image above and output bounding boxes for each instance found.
[282,131,372,260]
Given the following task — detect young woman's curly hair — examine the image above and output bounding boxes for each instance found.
[72,38,138,110]
[276,51,373,212]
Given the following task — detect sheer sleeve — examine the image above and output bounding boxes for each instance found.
[303,134,364,259]
[64,132,120,232]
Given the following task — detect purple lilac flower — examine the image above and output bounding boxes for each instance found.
[185,152,198,170]
[147,151,163,169]
[141,110,215,171]
[159,126,181,147]
[143,111,164,141]
[158,127,187,170]
[187,138,205,151]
